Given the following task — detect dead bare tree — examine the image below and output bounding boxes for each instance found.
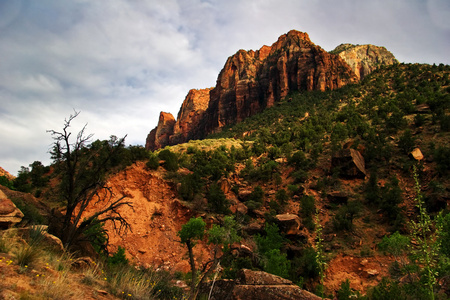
[47,111,132,249]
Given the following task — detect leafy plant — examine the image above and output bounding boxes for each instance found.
[408,166,441,300]
[108,246,129,267]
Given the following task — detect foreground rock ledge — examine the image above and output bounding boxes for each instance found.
[201,269,325,300]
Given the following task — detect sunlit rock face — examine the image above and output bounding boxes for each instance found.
[333,43,398,80]
[146,30,397,150]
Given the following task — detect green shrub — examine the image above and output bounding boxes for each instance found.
[146,153,160,170]
[300,195,316,230]
[158,149,178,171]
[434,146,450,176]
[398,129,415,154]
[255,223,284,255]
[336,279,359,300]
[11,197,45,225]
[332,201,362,232]
[83,219,108,255]
[207,183,230,214]
[438,212,450,257]
[368,277,405,300]
[0,175,14,189]
[246,186,264,213]
[291,247,320,280]
[107,246,128,267]
[179,172,203,202]
[263,249,291,279]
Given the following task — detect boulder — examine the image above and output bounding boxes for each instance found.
[0,190,24,229]
[275,214,302,235]
[331,149,366,178]
[202,269,325,300]
[327,191,349,204]
[409,148,424,161]
[230,202,248,215]
[13,226,64,252]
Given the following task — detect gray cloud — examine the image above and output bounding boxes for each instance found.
[0,0,449,175]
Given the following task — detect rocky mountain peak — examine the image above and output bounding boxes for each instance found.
[145,30,397,151]
[332,43,398,79]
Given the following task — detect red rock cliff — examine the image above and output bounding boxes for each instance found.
[146,30,395,150]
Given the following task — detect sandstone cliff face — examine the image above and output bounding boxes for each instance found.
[145,112,175,150]
[332,43,398,80]
[170,88,213,145]
[146,30,397,150]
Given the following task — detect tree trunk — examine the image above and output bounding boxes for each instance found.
[187,240,197,300]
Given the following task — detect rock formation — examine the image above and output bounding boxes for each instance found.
[331,149,367,179]
[145,112,176,150]
[146,30,397,150]
[332,44,398,80]
[201,269,325,300]
[0,190,24,228]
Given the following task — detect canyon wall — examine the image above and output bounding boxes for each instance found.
[146,30,397,150]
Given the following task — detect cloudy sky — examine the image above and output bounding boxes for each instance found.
[1,0,449,175]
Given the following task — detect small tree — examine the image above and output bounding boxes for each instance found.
[47,111,132,249]
[178,216,241,299]
[177,217,206,299]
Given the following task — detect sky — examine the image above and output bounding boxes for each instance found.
[0,0,449,176]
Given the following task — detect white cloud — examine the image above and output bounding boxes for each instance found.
[0,0,449,175]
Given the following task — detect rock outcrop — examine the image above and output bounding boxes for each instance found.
[0,167,15,180]
[146,30,397,150]
[170,88,213,145]
[202,269,325,300]
[331,149,367,179]
[0,190,24,228]
[145,112,176,150]
[332,44,398,80]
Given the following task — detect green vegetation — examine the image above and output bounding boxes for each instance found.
[1,62,449,298]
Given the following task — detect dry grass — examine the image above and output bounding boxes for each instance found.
[107,266,160,300]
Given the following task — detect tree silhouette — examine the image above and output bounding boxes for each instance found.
[47,111,132,249]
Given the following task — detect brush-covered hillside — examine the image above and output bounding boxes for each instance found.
[1,62,449,300]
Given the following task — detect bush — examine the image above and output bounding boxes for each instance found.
[398,129,415,154]
[300,195,315,230]
[332,201,362,232]
[263,249,291,279]
[292,247,320,280]
[0,175,14,190]
[146,153,160,170]
[255,223,284,254]
[179,172,203,202]
[245,186,264,213]
[367,277,405,300]
[158,149,178,171]
[207,183,230,214]
[107,246,128,267]
[434,146,450,176]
